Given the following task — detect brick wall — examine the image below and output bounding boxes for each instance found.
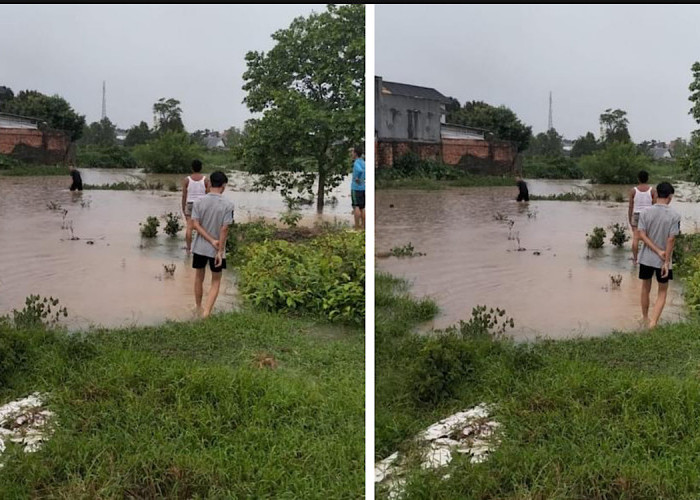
[0,128,71,164]
[376,141,441,168]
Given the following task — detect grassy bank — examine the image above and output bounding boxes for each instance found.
[376,175,515,190]
[0,312,363,498]
[376,272,700,499]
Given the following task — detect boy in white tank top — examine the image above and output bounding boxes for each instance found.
[628,170,657,264]
[181,159,211,254]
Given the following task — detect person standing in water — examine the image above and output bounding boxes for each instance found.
[351,145,365,230]
[628,170,657,265]
[181,159,210,254]
[637,182,680,328]
[191,171,234,318]
[69,165,83,191]
[515,175,529,202]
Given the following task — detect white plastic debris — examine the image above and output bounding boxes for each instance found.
[0,393,54,464]
[375,403,500,499]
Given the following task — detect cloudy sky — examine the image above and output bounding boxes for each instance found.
[377,5,700,142]
[0,4,322,131]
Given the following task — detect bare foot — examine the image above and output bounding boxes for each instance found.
[649,320,657,329]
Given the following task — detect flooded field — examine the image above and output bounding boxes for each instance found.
[376,179,700,340]
[0,169,352,330]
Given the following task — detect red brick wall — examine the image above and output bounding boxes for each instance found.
[0,128,71,163]
[376,141,441,168]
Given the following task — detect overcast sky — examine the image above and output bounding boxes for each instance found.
[377,5,700,143]
[0,4,322,132]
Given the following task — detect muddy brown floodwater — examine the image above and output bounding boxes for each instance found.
[0,169,352,330]
[376,180,700,340]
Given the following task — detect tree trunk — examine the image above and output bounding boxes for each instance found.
[317,165,326,213]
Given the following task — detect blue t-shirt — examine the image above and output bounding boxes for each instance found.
[352,158,365,192]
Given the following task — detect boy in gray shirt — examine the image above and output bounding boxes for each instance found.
[191,171,235,318]
[637,182,681,328]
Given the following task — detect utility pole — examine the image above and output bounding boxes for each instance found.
[101,81,107,120]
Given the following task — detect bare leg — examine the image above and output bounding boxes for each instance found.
[360,208,365,230]
[649,281,669,329]
[631,227,639,264]
[353,207,361,230]
[185,216,193,254]
[641,278,652,325]
[202,271,223,318]
[194,268,205,314]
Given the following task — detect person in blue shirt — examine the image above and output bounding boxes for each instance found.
[351,145,365,230]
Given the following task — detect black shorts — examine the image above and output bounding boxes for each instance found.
[192,253,226,272]
[517,192,529,202]
[351,190,365,209]
[639,263,673,283]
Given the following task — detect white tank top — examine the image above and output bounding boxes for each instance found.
[633,186,652,213]
[186,176,207,203]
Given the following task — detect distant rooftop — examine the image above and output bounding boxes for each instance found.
[380,80,451,103]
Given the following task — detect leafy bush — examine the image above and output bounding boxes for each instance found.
[586,227,606,248]
[0,328,31,386]
[140,216,160,238]
[683,256,700,313]
[609,223,630,248]
[77,145,138,168]
[226,219,277,259]
[523,155,585,179]
[10,295,68,329]
[410,333,476,404]
[379,152,461,181]
[237,231,364,324]
[0,154,20,170]
[579,142,651,184]
[673,233,700,275]
[163,212,183,236]
[280,211,302,228]
[132,131,204,173]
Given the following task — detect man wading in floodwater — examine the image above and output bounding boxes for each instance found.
[638,181,680,329]
[628,170,657,265]
[515,176,529,202]
[191,171,234,318]
[69,165,83,191]
[182,159,210,255]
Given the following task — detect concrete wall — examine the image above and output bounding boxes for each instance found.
[0,128,71,164]
[376,84,443,143]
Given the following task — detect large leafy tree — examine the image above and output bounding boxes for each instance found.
[527,128,563,156]
[153,98,184,134]
[1,90,85,140]
[80,117,117,147]
[0,86,13,108]
[124,121,153,147]
[448,101,532,152]
[599,108,630,144]
[570,132,600,158]
[241,4,364,211]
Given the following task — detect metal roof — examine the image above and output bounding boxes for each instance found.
[381,80,451,103]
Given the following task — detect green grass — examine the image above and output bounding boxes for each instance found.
[84,180,179,192]
[376,175,515,190]
[0,311,364,498]
[0,164,69,176]
[376,272,700,499]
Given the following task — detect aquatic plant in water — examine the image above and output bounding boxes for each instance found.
[390,243,425,257]
[163,212,183,237]
[609,222,629,248]
[586,227,606,249]
[140,216,160,238]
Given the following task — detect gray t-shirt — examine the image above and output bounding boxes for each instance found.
[191,193,235,258]
[638,204,681,269]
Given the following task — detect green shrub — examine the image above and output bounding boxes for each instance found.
[140,216,160,238]
[410,333,476,404]
[77,145,138,168]
[683,256,700,313]
[162,212,183,237]
[237,231,365,324]
[382,152,460,181]
[11,295,68,329]
[132,131,204,173]
[609,223,630,247]
[523,155,585,179]
[0,328,31,387]
[280,211,302,228]
[579,142,651,184]
[0,154,20,170]
[674,233,700,275]
[226,219,277,259]
[587,226,606,248]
